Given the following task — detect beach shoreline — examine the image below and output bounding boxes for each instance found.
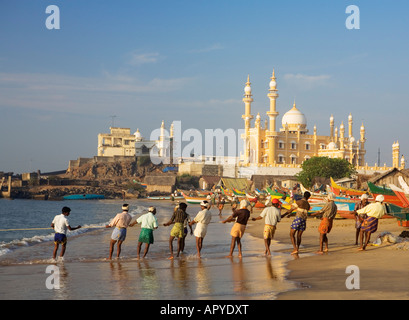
[245,209,409,300]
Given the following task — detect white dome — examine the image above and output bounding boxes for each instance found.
[134,129,142,141]
[269,80,276,88]
[244,85,251,93]
[281,103,307,127]
[327,142,338,150]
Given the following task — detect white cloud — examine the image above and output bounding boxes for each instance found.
[283,73,331,89]
[0,72,192,114]
[128,51,161,66]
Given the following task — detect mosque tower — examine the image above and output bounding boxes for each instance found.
[266,70,279,163]
[242,75,254,164]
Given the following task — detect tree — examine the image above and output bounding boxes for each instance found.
[295,157,356,189]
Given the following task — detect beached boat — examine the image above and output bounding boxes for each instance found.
[63,194,105,200]
[330,177,366,197]
[389,184,409,208]
[367,182,404,207]
[181,191,208,204]
[265,187,285,197]
[384,202,409,227]
[146,195,184,200]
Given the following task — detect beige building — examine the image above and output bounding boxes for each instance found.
[240,71,367,167]
[98,127,136,157]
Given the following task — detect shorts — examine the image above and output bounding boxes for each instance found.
[263,224,276,240]
[111,227,127,241]
[54,233,67,245]
[291,217,306,231]
[170,222,185,238]
[230,223,246,238]
[139,228,154,244]
[318,217,333,234]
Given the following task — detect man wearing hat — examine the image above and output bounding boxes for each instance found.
[189,200,212,258]
[130,206,158,259]
[356,195,386,251]
[252,198,282,256]
[106,204,132,260]
[353,193,369,245]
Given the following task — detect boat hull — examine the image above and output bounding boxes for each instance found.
[63,194,105,200]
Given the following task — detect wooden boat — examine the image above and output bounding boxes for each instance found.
[384,202,409,227]
[330,177,366,197]
[146,195,184,200]
[367,182,404,207]
[265,187,285,197]
[181,191,208,204]
[63,194,105,200]
[389,184,409,207]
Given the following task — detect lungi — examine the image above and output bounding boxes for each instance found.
[170,222,185,238]
[193,223,208,238]
[318,217,333,234]
[263,224,276,240]
[139,228,154,244]
[230,222,246,238]
[361,216,379,233]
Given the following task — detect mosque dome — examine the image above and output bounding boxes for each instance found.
[327,141,338,150]
[134,129,143,141]
[281,102,307,129]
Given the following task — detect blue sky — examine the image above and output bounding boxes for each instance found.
[1,0,408,173]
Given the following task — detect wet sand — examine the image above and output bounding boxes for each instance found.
[246,213,409,300]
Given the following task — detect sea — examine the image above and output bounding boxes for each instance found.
[0,198,298,300]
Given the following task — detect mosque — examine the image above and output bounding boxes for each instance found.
[240,71,368,167]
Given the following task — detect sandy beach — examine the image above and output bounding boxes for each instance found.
[246,212,409,300]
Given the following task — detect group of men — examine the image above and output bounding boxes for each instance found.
[50,189,386,261]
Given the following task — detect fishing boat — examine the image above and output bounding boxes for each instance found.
[367,181,404,207]
[63,194,105,200]
[330,177,366,197]
[181,191,208,204]
[389,184,409,207]
[384,202,409,227]
[146,195,184,200]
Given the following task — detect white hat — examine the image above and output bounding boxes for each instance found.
[360,194,369,200]
[200,200,209,207]
[240,199,249,209]
[375,195,385,202]
[264,200,272,206]
[148,206,156,212]
[122,204,129,211]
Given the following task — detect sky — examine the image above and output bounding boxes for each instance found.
[1,0,409,174]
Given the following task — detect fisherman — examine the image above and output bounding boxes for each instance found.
[222,199,250,258]
[357,195,386,251]
[310,193,338,254]
[252,198,281,256]
[282,191,311,255]
[353,193,369,245]
[163,202,189,259]
[51,206,81,261]
[189,200,212,258]
[106,204,132,260]
[130,206,158,259]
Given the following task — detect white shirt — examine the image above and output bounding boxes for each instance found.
[260,206,281,226]
[52,214,70,234]
[193,209,212,225]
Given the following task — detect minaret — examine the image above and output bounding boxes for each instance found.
[340,122,345,149]
[393,141,400,168]
[242,75,254,164]
[330,115,334,139]
[360,122,366,148]
[348,113,353,138]
[266,70,279,164]
[159,120,165,158]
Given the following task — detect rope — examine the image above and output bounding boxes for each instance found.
[0,226,105,232]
